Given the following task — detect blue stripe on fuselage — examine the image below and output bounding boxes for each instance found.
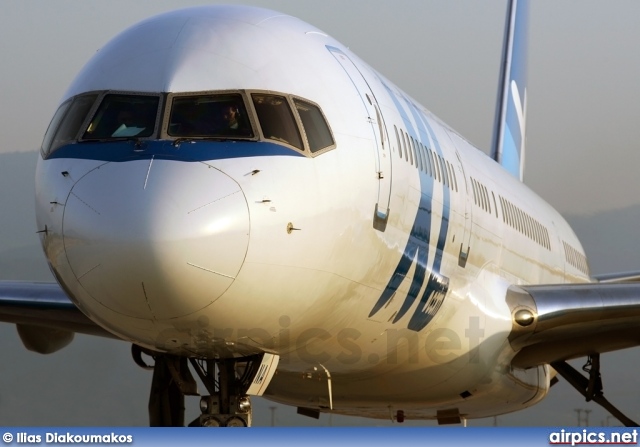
[369,84,450,332]
[45,139,306,163]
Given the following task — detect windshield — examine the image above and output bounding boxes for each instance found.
[82,94,159,140]
[293,98,334,152]
[168,94,253,139]
[41,94,99,156]
[252,93,303,149]
[42,89,336,158]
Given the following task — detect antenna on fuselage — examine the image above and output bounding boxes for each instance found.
[490,0,529,181]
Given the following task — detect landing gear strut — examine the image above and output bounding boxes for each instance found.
[149,355,198,426]
[551,354,639,427]
[132,345,278,427]
[187,357,260,427]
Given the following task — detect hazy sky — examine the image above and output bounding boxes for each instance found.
[1,1,640,427]
[2,1,640,216]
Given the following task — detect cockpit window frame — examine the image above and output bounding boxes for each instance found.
[244,90,336,156]
[42,88,336,159]
[162,89,336,157]
[161,90,259,142]
[78,90,164,143]
[289,95,336,156]
[41,98,73,159]
[41,91,104,158]
[247,91,306,153]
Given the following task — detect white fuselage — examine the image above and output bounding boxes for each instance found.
[34,5,589,420]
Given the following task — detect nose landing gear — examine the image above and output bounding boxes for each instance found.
[132,345,279,427]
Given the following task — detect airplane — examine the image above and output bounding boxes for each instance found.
[2,1,640,427]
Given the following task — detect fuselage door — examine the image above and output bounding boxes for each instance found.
[327,46,392,230]
[454,149,472,267]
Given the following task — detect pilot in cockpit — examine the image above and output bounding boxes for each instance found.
[222,104,240,131]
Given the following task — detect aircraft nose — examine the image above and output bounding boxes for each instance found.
[62,159,249,320]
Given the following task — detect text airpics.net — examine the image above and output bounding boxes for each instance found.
[549,429,638,446]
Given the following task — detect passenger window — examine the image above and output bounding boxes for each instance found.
[374,105,385,146]
[431,150,440,182]
[418,143,424,172]
[438,155,448,186]
[447,162,457,192]
[394,126,403,159]
[471,179,478,205]
[168,94,253,139]
[252,94,303,150]
[293,99,334,152]
[483,185,491,213]
[422,144,432,176]
[411,137,421,170]
[42,94,98,156]
[402,131,409,162]
[83,94,159,140]
[406,134,415,165]
[491,191,497,216]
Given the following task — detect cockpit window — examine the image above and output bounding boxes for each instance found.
[252,94,303,150]
[293,99,334,153]
[41,100,71,156]
[40,89,337,158]
[82,94,159,140]
[168,94,253,138]
[41,94,98,156]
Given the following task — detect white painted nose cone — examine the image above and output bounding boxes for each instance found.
[62,159,249,320]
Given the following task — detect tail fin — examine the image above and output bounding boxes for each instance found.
[490,0,529,181]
